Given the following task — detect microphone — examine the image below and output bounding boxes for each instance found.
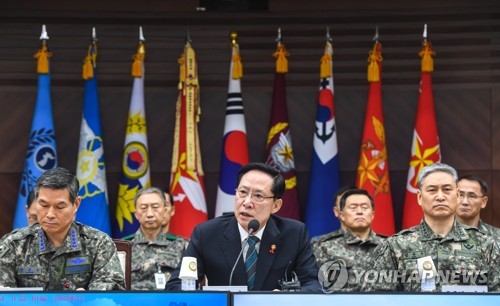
[229,219,260,286]
[279,260,301,292]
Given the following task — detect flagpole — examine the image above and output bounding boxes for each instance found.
[402,24,441,229]
[215,31,249,217]
[305,28,342,236]
[265,28,300,220]
[14,25,58,229]
[113,28,151,238]
[356,28,396,235]
[76,27,111,234]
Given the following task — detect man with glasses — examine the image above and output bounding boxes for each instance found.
[131,187,188,290]
[165,162,320,291]
[457,175,500,244]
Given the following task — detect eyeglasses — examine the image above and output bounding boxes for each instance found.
[235,189,274,203]
[459,192,484,200]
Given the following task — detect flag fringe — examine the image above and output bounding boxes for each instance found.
[173,42,203,173]
[367,42,382,82]
[320,43,332,78]
[82,43,97,80]
[273,43,289,73]
[231,44,243,79]
[34,42,52,74]
[419,40,435,72]
[185,45,199,171]
[131,42,145,77]
[178,52,186,90]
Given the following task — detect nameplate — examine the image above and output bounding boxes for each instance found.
[441,285,487,292]
[203,285,248,292]
[0,287,44,291]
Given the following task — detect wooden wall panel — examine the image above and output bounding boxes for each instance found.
[437,89,492,169]
[1,1,500,236]
[493,88,500,168]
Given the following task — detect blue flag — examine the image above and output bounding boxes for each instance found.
[305,41,341,237]
[75,41,111,234]
[13,49,58,229]
[113,41,151,238]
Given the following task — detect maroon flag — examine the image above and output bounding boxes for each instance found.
[264,39,300,220]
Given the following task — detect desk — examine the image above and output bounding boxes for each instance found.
[0,291,499,306]
[233,292,500,306]
[0,291,228,306]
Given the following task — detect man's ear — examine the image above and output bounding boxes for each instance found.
[333,206,340,218]
[481,196,488,209]
[339,211,346,223]
[74,196,82,211]
[271,199,283,214]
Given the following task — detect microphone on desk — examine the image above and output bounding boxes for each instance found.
[279,260,301,292]
[229,219,260,286]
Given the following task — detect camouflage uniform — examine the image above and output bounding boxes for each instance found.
[0,222,125,290]
[363,219,500,292]
[131,230,188,290]
[477,220,500,245]
[312,229,385,291]
[310,228,344,245]
[0,228,21,244]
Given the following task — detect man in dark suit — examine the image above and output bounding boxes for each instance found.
[165,162,320,292]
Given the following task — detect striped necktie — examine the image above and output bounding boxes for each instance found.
[245,235,260,290]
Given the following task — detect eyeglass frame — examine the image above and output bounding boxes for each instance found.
[459,191,486,201]
[235,188,275,203]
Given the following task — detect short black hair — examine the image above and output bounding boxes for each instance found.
[334,184,357,202]
[163,187,174,206]
[339,189,375,211]
[26,190,36,208]
[34,167,79,203]
[236,162,285,199]
[459,175,488,196]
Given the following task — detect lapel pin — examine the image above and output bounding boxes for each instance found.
[269,244,276,254]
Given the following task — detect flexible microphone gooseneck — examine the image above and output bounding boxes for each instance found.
[228,219,260,286]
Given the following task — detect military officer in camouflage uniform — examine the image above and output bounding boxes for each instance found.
[0,190,37,244]
[313,189,385,292]
[457,175,500,244]
[131,187,188,290]
[0,167,125,290]
[310,185,356,245]
[363,163,500,292]
[162,189,175,235]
